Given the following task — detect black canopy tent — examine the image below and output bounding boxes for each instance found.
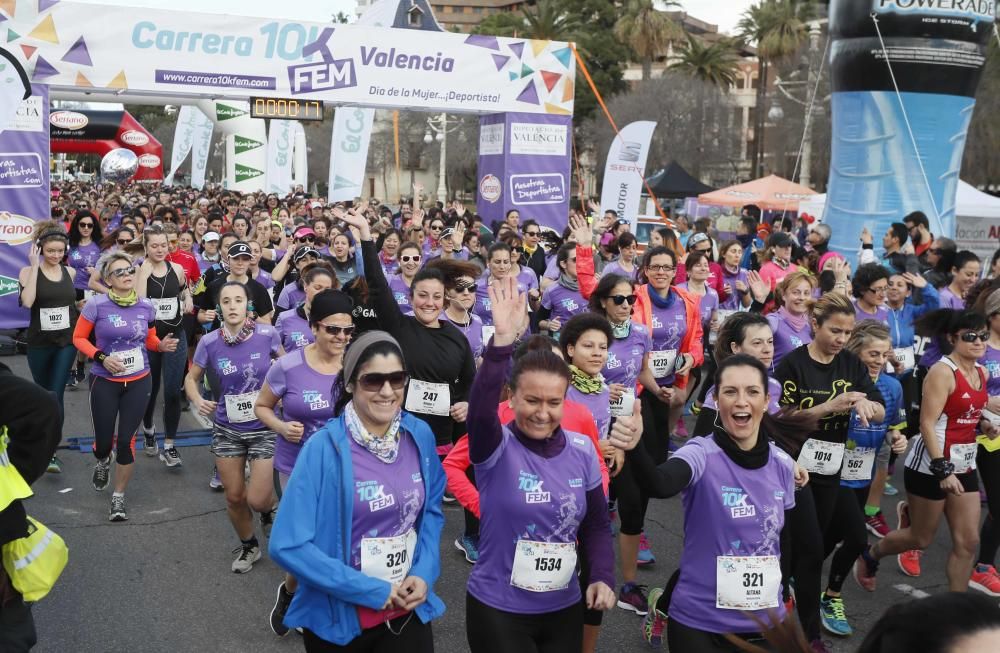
[644,161,716,199]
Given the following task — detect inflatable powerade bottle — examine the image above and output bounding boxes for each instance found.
[823,0,995,263]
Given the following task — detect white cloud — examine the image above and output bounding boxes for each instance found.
[678,0,755,36]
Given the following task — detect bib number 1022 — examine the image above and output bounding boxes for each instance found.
[534,557,563,572]
[743,572,764,588]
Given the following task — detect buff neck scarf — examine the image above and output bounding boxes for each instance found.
[107,289,138,307]
[569,364,605,394]
[345,400,403,464]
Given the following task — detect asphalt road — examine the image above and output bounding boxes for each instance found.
[6,353,975,653]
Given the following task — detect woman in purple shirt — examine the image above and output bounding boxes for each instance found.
[851,263,891,323]
[474,242,539,326]
[718,240,751,312]
[388,242,422,315]
[68,210,103,301]
[766,270,816,369]
[185,282,281,574]
[637,355,801,650]
[440,267,488,363]
[255,289,355,635]
[274,264,335,353]
[465,277,616,653]
[601,233,639,282]
[539,242,588,338]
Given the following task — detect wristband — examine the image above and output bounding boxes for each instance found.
[94,350,108,364]
[929,457,955,480]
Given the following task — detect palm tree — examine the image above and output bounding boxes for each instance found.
[739,0,811,177]
[613,0,684,81]
[670,36,741,175]
[521,0,583,41]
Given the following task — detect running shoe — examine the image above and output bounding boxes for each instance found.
[896,501,922,577]
[270,582,294,636]
[675,420,689,438]
[92,455,112,491]
[617,582,649,615]
[261,509,276,539]
[442,491,457,504]
[142,426,157,456]
[883,482,898,496]
[454,535,480,564]
[209,467,223,491]
[637,532,656,566]
[810,639,832,653]
[865,511,890,538]
[969,564,1000,597]
[853,549,879,592]
[641,587,667,648]
[76,366,86,384]
[231,543,261,573]
[819,594,853,636]
[46,456,62,474]
[109,494,128,522]
[66,376,79,390]
[159,446,182,468]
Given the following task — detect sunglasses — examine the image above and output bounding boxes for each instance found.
[455,283,478,294]
[116,239,131,245]
[297,236,315,243]
[357,370,408,392]
[400,255,422,263]
[317,323,356,337]
[524,230,540,237]
[959,331,989,343]
[78,222,94,228]
[512,247,524,253]
[76,204,89,209]
[429,225,444,231]
[107,202,120,207]
[109,266,137,278]
[610,294,638,306]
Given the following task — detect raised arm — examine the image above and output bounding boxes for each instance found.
[341,209,405,333]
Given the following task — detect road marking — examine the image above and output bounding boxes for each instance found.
[893,583,930,599]
[59,487,73,493]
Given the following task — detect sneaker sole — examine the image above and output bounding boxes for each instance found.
[269,585,292,637]
[852,559,876,592]
[897,556,921,578]
[968,579,1000,597]
[159,455,183,468]
[820,619,853,637]
[865,524,887,538]
[453,539,476,564]
[109,513,128,522]
[636,558,655,566]
[616,599,648,616]
[232,550,262,574]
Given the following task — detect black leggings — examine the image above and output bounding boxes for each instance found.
[89,374,152,465]
[466,593,582,653]
[667,618,771,653]
[824,486,870,593]
[143,341,187,440]
[303,617,433,653]
[640,391,672,466]
[781,482,839,641]
[978,445,1000,566]
[613,452,649,536]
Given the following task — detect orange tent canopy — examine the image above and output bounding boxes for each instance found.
[697,174,817,211]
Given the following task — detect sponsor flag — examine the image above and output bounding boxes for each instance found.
[328,107,374,202]
[164,105,197,185]
[598,121,656,228]
[190,108,213,190]
[266,119,294,194]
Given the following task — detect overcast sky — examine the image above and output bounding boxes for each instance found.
[86,0,755,35]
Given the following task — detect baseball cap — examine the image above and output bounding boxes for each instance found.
[293,246,320,264]
[203,231,220,243]
[310,201,323,209]
[228,242,252,258]
[293,226,316,239]
[687,232,711,251]
[768,232,795,249]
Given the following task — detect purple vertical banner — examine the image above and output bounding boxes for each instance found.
[0,84,50,330]
[476,112,571,234]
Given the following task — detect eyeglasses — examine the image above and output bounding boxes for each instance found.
[960,331,989,343]
[357,371,409,392]
[610,294,638,306]
[400,255,421,263]
[78,222,94,229]
[647,264,675,273]
[108,266,137,278]
[455,283,478,294]
[116,239,131,245]
[317,323,355,337]
[868,286,888,295]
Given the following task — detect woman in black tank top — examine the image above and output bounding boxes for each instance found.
[18,221,79,474]
[136,226,191,467]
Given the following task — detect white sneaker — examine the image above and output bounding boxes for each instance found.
[142,426,158,456]
[232,543,261,573]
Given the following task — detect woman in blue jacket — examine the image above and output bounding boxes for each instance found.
[269,330,446,651]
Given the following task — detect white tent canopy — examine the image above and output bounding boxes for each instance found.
[801,181,1000,224]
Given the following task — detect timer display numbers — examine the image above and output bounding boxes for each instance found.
[249,97,324,121]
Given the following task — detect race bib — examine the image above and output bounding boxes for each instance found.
[796,439,845,476]
[841,447,876,482]
[950,442,978,474]
[154,297,179,321]
[112,346,144,376]
[39,306,70,331]
[886,347,915,373]
[404,379,451,416]
[481,325,496,347]
[224,391,260,424]
[510,540,577,592]
[650,350,678,379]
[360,529,417,584]
[610,389,636,417]
[716,555,781,610]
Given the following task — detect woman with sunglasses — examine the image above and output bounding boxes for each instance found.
[348,211,477,458]
[185,281,280,573]
[269,330,445,651]
[855,310,997,597]
[275,264,337,353]
[464,277,616,653]
[72,251,179,521]
[388,242,423,315]
[274,246,322,312]
[501,232,540,297]
[19,222,79,473]
[68,211,103,302]
[376,229,404,277]
[424,218,447,258]
[257,289,356,635]
[440,263,490,363]
[432,224,469,262]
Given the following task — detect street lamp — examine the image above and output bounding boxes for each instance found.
[424,112,461,204]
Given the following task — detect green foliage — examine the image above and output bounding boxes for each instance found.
[669,36,741,88]
[613,0,683,80]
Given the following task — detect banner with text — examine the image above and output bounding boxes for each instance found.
[190,108,213,189]
[0,84,49,329]
[266,119,294,194]
[0,2,574,116]
[476,112,572,233]
[328,107,374,202]
[599,120,656,228]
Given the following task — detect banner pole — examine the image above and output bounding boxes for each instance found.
[393,111,401,204]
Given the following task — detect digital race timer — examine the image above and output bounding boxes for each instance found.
[249,97,324,121]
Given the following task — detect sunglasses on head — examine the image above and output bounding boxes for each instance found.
[357,370,408,392]
[455,283,478,294]
[610,294,638,306]
[400,254,421,263]
[960,331,989,343]
[318,323,355,337]
[109,265,137,278]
